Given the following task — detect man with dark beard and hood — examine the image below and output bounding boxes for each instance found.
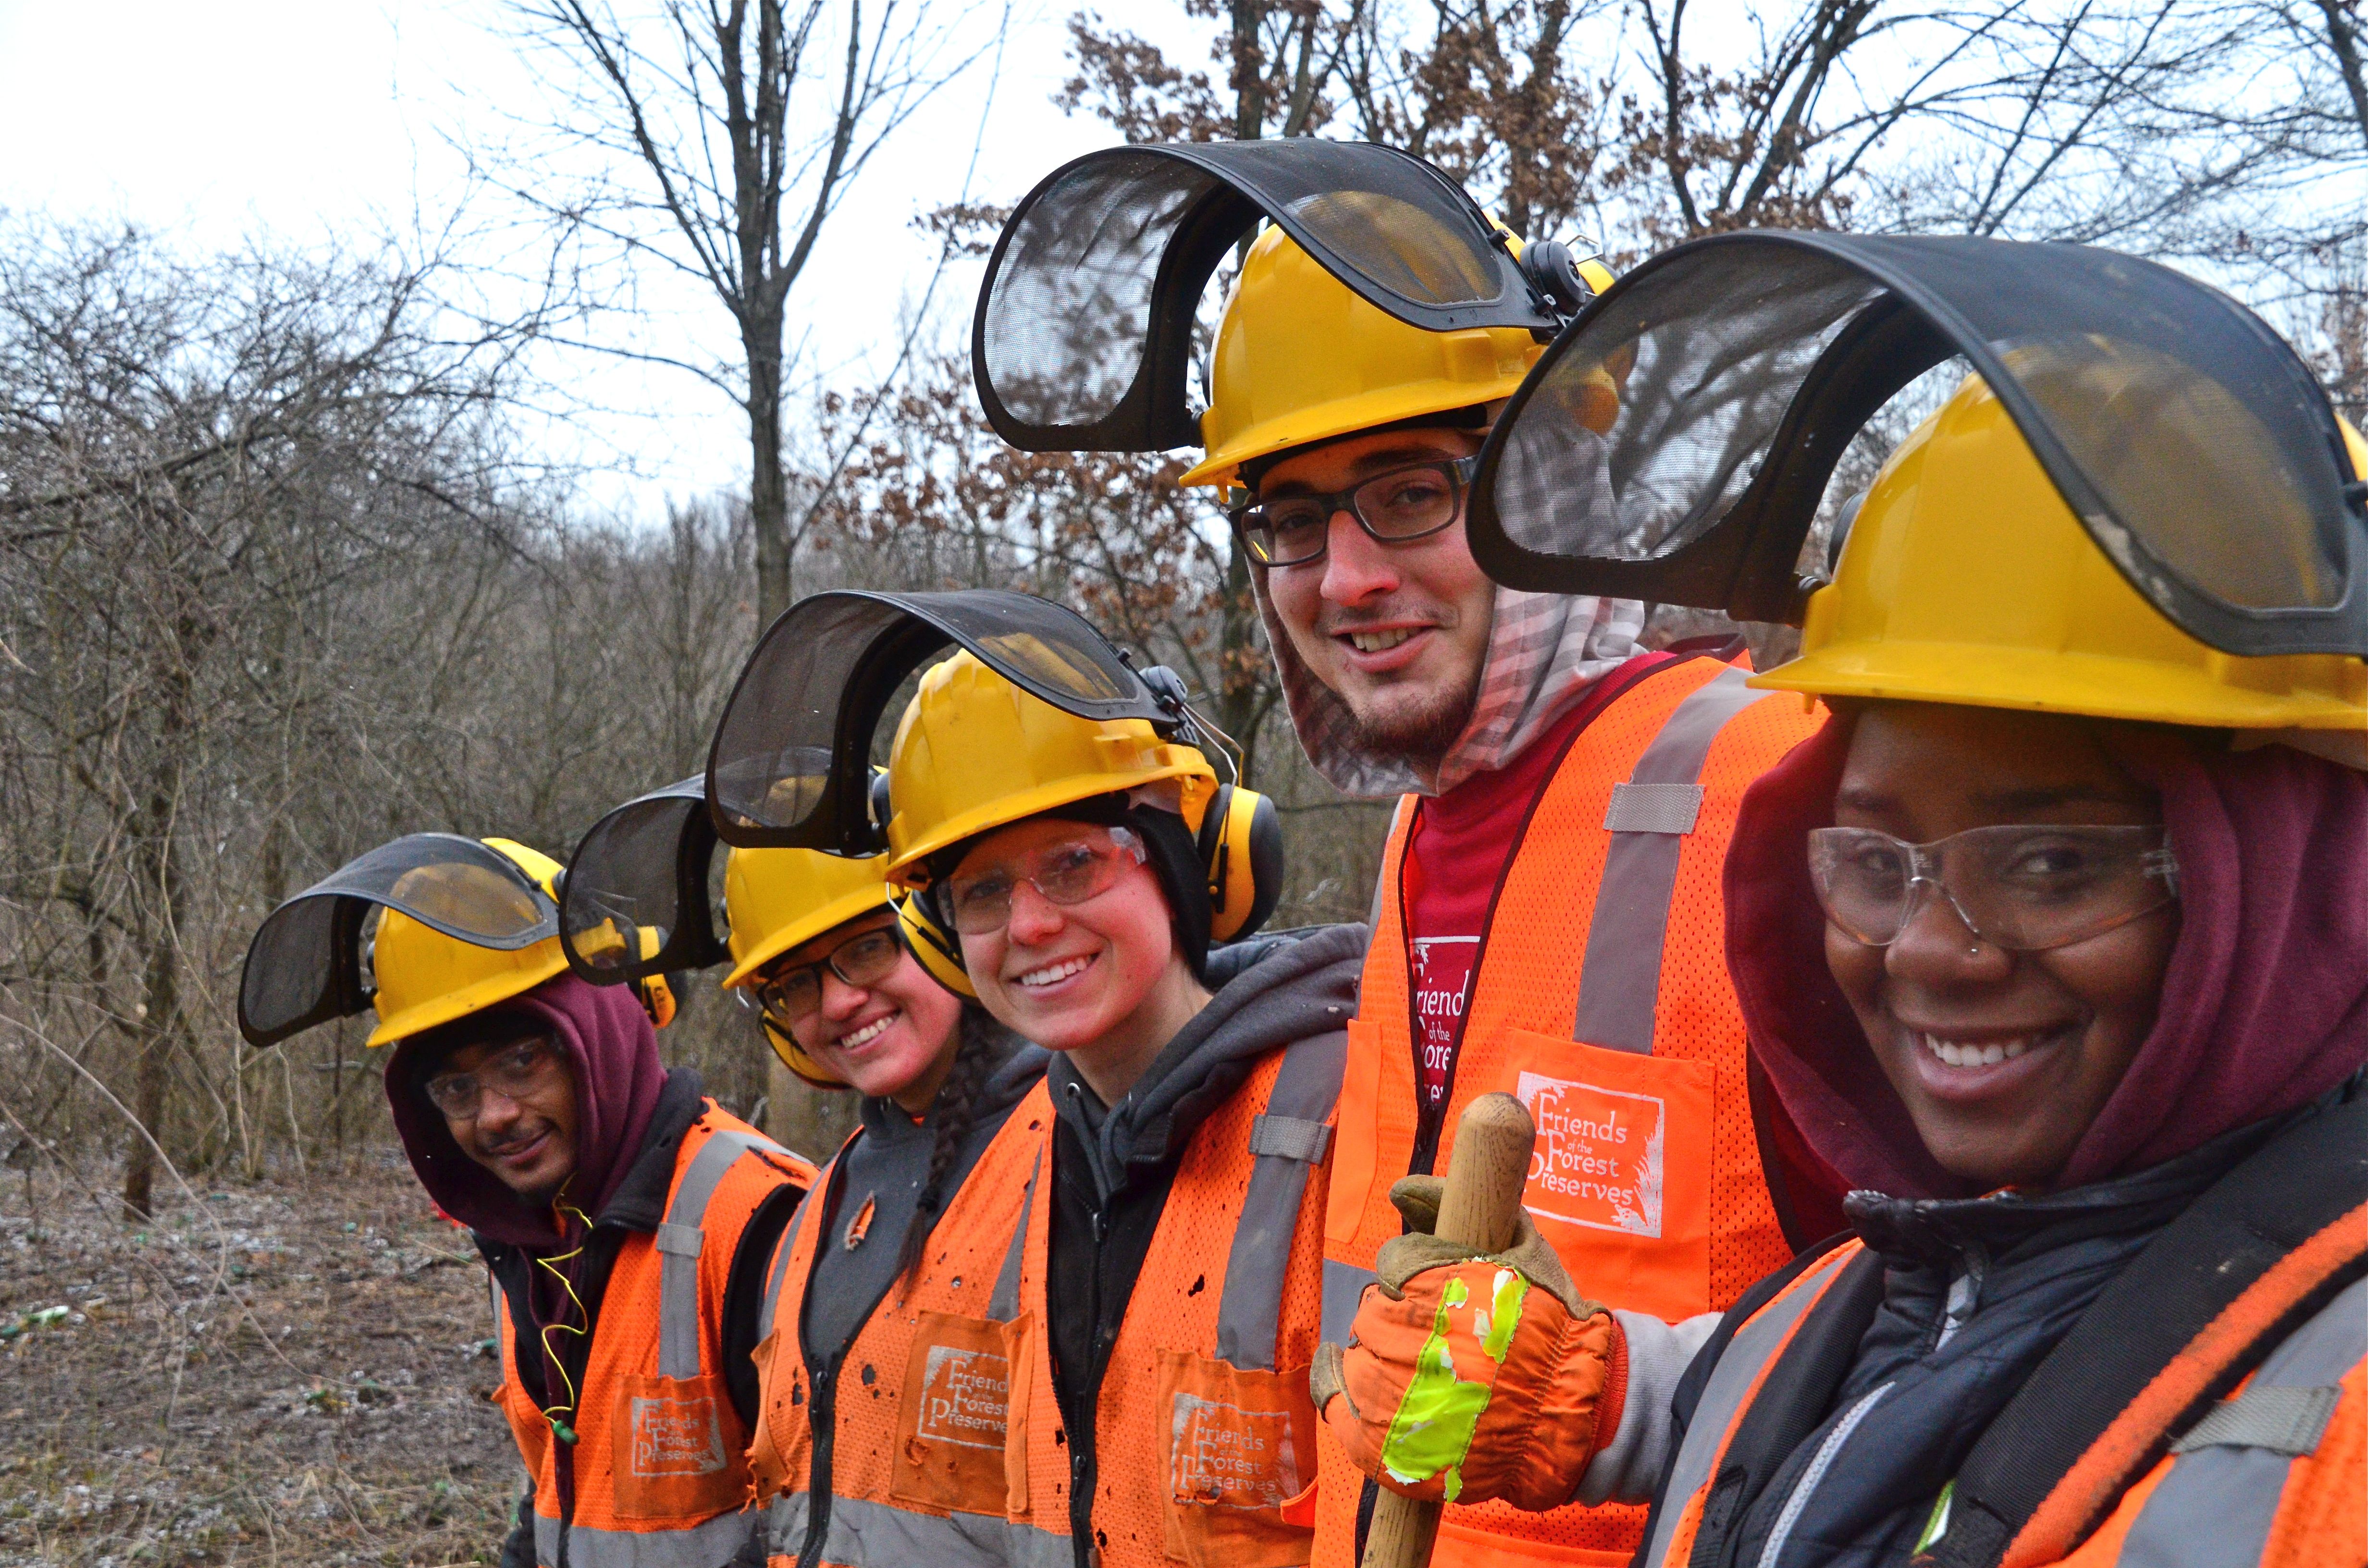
[971,145,1832,1568]
[237,835,815,1568]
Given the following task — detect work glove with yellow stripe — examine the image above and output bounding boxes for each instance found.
[1309,1175,1623,1511]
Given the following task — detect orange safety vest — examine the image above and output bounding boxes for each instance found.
[492,1106,806,1568]
[1318,654,1822,1568]
[1008,1031,1348,1568]
[749,1081,1056,1568]
[1635,1244,2366,1568]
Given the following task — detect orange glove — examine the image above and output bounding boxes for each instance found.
[1309,1176,1623,1511]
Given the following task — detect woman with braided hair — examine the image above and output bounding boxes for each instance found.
[714,846,1049,1568]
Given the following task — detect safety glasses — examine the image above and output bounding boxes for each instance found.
[1808,824,2179,952]
[424,1037,565,1120]
[1230,456,1478,567]
[941,825,1148,935]
[751,925,907,1026]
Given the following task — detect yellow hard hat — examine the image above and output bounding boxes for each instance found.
[718,846,896,1087]
[367,839,572,1047]
[1179,225,1618,490]
[1753,373,2368,729]
[720,847,894,989]
[884,649,1221,882]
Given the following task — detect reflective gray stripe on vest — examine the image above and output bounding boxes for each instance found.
[1638,1247,1860,1568]
[768,1490,1071,1568]
[2171,1385,2342,1457]
[1370,796,1412,933]
[533,1504,757,1568]
[659,1127,789,1379]
[2114,1275,2367,1568]
[1323,1257,1378,1347]
[1214,1029,1350,1371]
[987,1146,1044,1324]
[1572,664,1768,1054]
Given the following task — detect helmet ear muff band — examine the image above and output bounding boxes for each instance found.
[634,973,678,1031]
[897,892,977,1000]
[1196,784,1284,943]
[760,1016,851,1090]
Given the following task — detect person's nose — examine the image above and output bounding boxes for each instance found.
[824,971,881,1032]
[1318,507,1402,605]
[1004,880,1067,946]
[819,969,871,1022]
[472,1087,527,1139]
[1886,878,2014,986]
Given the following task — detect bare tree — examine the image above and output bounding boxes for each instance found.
[478,0,989,1143]
[486,0,979,627]
[1062,0,1358,141]
[1339,0,1614,242]
[0,224,540,1213]
[0,223,797,1200]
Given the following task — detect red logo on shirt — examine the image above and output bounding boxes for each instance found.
[1410,936,1480,1108]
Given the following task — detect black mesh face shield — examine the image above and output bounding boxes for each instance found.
[561,777,724,986]
[1468,232,2368,657]
[705,589,1188,852]
[238,835,560,1048]
[972,140,1561,453]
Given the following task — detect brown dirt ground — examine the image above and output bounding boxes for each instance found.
[1,1154,523,1566]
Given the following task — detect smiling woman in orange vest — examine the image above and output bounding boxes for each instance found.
[237,834,814,1568]
[873,646,1363,1568]
[545,776,1056,1568]
[1312,236,2368,1568]
[721,846,1050,1568]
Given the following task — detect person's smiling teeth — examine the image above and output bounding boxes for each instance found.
[1921,1031,2041,1068]
[840,1013,898,1049]
[1018,956,1093,988]
[1347,628,1416,653]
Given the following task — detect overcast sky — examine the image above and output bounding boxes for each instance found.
[0,0,1152,517]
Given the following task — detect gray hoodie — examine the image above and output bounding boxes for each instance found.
[1049,923,1369,1198]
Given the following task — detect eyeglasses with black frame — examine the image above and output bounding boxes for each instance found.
[1229,455,1479,568]
[423,1037,565,1120]
[751,924,908,1027]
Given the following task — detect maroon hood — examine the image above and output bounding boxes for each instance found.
[1727,713,2368,1201]
[384,972,668,1248]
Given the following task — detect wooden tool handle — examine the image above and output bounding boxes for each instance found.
[1359,1091,1539,1568]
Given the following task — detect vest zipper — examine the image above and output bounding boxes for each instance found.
[794,1151,863,1568]
[1071,1192,1111,1566]
[800,1361,839,1568]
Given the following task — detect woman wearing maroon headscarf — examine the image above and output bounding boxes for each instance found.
[1312,374,2368,1567]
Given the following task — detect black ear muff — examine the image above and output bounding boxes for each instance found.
[1518,237,1596,321]
[895,889,977,1000]
[868,771,895,842]
[1198,784,1284,942]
